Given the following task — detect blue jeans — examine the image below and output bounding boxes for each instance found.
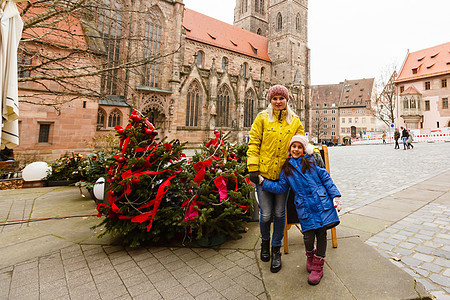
[402,137,407,149]
[256,184,287,247]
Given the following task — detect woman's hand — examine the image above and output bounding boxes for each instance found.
[258,175,265,185]
[333,197,342,212]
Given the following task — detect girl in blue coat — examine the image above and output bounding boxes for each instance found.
[259,134,342,285]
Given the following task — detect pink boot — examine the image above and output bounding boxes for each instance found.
[308,255,325,285]
[306,249,316,273]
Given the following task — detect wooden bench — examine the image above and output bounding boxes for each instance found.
[283,145,338,254]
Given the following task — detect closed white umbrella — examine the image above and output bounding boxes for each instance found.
[0,0,23,149]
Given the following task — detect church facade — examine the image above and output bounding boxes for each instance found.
[15,0,310,161]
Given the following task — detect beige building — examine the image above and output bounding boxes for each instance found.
[395,42,450,129]
[310,78,377,144]
[14,0,311,162]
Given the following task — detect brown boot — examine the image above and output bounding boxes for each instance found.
[308,255,325,285]
[305,249,316,273]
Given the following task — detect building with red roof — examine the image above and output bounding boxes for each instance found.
[395,42,450,129]
[310,78,377,144]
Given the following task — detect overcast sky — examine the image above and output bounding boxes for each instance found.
[183,0,450,85]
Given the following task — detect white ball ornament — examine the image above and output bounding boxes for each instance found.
[22,162,52,181]
[93,177,105,201]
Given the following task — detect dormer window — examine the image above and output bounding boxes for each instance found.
[412,68,418,74]
[417,56,425,61]
[431,52,439,58]
[249,43,258,55]
[207,33,216,40]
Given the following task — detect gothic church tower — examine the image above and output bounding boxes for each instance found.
[234,0,269,37]
[234,0,310,130]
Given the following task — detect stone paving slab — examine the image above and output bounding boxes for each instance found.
[370,197,427,212]
[327,237,429,300]
[390,187,445,203]
[352,205,413,222]
[339,213,393,234]
[0,234,73,270]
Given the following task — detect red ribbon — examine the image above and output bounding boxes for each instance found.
[193,158,213,184]
[214,176,228,201]
[182,196,199,222]
[122,136,130,155]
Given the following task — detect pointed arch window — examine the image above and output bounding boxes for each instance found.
[255,0,259,12]
[296,13,301,32]
[222,57,228,72]
[244,89,256,127]
[186,81,201,127]
[97,0,123,95]
[108,110,121,127]
[142,6,163,87]
[260,0,264,14]
[277,13,282,32]
[97,109,106,128]
[217,85,231,127]
[243,62,248,77]
[197,51,204,68]
[256,28,262,35]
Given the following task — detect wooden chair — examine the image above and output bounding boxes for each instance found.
[283,145,338,254]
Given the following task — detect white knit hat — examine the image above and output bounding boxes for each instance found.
[288,134,314,155]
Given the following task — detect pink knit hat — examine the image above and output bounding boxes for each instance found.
[268,85,289,101]
[289,134,314,155]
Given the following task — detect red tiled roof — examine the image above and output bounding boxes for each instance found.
[400,86,421,95]
[310,84,342,104]
[396,42,450,83]
[19,4,87,50]
[339,78,375,106]
[183,8,270,62]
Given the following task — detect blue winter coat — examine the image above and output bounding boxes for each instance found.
[262,156,341,232]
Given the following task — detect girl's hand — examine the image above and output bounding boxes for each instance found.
[333,197,342,212]
[258,175,265,185]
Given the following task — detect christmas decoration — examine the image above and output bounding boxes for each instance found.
[45,153,85,182]
[181,130,255,245]
[95,110,187,247]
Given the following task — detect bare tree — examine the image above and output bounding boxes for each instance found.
[17,0,180,109]
[376,66,397,127]
[310,110,328,143]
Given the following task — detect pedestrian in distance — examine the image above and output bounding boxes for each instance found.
[382,131,386,144]
[247,84,305,273]
[258,134,342,285]
[406,129,414,149]
[394,128,400,149]
[401,126,409,150]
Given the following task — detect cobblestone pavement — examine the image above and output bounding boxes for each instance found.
[329,142,450,214]
[328,142,450,299]
[0,245,265,300]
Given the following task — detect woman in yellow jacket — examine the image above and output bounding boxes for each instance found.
[247,84,305,273]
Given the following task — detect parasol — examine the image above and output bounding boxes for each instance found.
[0,0,23,149]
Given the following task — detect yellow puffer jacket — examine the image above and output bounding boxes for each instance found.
[247,109,305,180]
